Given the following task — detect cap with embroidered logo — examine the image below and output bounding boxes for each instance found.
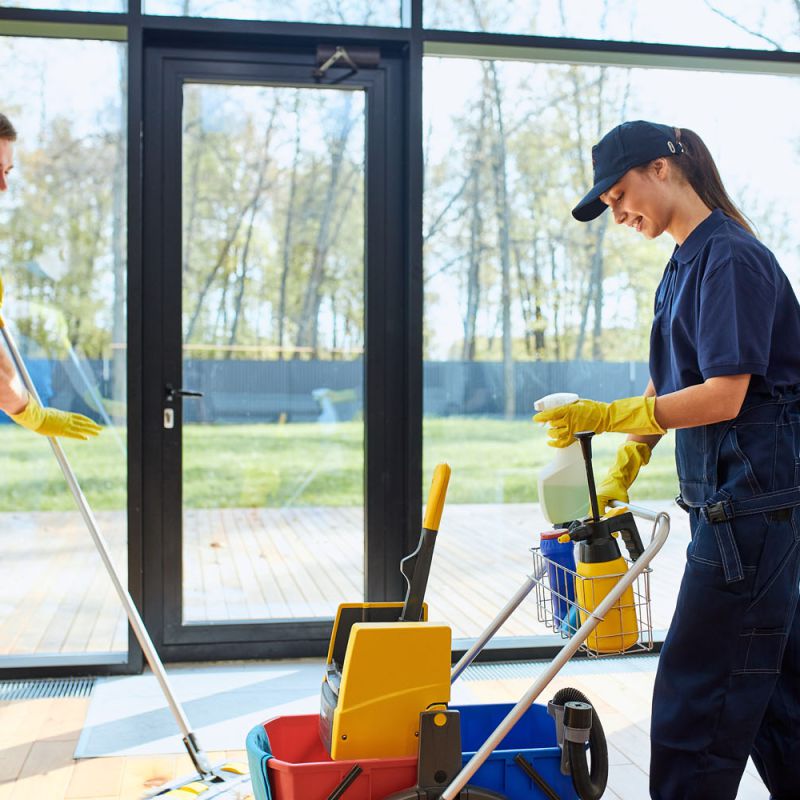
[572,120,683,222]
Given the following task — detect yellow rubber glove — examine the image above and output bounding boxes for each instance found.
[596,440,652,514]
[533,396,665,448]
[10,398,101,439]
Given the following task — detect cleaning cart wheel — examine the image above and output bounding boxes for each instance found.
[551,687,608,800]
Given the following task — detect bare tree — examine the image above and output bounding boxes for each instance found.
[295,93,358,356]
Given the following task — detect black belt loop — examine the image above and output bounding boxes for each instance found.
[675,494,691,514]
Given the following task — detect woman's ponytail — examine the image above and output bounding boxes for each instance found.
[671,127,754,235]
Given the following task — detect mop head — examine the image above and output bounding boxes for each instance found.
[147,762,251,799]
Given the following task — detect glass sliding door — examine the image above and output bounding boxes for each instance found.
[143,45,407,659]
[179,82,366,625]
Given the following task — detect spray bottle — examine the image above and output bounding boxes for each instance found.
[566,431,645,653]
[534,392,589,525]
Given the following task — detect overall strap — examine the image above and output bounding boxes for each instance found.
[699,487,800,524]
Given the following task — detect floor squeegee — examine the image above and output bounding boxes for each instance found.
[0,300,249,800]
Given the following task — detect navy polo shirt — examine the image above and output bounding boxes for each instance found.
[649,208,800,397]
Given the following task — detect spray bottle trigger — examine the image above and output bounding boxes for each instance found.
[619,524,645,562]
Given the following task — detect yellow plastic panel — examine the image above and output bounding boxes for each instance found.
[331,622,451,759]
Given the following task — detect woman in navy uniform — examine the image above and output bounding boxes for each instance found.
[534,120,800,799]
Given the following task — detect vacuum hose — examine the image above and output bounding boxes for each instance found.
[551,687,608,800]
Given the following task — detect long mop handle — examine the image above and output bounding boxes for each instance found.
[0,319,212,776]
[440,504,670,800]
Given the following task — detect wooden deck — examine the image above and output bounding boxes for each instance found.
[0,502,689,659]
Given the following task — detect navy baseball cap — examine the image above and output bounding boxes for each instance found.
[572,120,683,222]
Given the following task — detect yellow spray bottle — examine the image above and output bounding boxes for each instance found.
[568,431,644,654]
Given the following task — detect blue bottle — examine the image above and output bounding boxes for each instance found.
[540,530,576,627]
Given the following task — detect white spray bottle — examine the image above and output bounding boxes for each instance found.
[534,392,589,525]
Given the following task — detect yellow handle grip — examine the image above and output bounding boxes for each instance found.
[423,462,451,531]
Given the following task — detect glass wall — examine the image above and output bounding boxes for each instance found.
[421,55,800,642]
[144,0,402,26]
[0,1,125,10]
[424,0,800,51]
[0,36,128,665]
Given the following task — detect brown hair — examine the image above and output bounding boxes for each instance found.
[670,127,754,235]
[0,113,17,142]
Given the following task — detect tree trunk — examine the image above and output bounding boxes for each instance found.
[463,163,482,361]
[295,94,356,356]
[278,92,302,360]
[574,213,609,359]
[228,116,275,352]
[462,85,489,362]
[550,241,562,361]
[486,61,515,419]
[185,106,277,343]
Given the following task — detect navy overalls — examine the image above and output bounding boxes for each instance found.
[647,210,800,799]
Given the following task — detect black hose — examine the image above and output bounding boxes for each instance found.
[551,687,608,800]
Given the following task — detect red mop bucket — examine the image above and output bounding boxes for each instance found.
[248,714,417,799]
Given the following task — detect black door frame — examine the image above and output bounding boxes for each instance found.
[141,39,419,661]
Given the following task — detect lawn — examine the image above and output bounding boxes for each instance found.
[0,418,679,511]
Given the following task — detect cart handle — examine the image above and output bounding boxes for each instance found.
[441,502,670,800]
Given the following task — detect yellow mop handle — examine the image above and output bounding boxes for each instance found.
[423,462,451,531]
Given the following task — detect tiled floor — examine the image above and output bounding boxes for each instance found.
[0,656,771,799]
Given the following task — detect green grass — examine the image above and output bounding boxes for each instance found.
[0,418,679,512]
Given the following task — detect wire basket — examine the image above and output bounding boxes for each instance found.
[530,546,653,657]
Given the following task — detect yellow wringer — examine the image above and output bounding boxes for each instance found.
[319,464,452,760]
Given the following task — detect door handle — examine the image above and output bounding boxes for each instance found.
[165,383,204,403]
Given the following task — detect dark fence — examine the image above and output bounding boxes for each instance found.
[2,358,650,424]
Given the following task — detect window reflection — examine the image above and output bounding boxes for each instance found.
[421,55,800,641]
[424,0,800,51]
[0,36,128,664]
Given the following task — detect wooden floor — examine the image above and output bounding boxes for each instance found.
[0,501,688,659]
[0,658,770,799]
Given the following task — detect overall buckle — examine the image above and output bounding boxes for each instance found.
[703,500,733,523]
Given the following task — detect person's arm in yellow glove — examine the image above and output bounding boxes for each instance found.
[533,375,751,448]
[596,440,652,515]
[9,397,101,440]
[534,395,665,448]
[1,276,101,440]
[1,346,101,440]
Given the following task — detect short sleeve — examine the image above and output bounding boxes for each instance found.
[697,259,776,379]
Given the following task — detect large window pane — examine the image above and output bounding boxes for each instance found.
[0,1,124,10]
[0,37,127,666]
[144,0,402,26]
[180,84,366,623]
[424,1,800,51]
[422,55,800,643]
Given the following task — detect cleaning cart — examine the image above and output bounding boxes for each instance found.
[247,436,670,799]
